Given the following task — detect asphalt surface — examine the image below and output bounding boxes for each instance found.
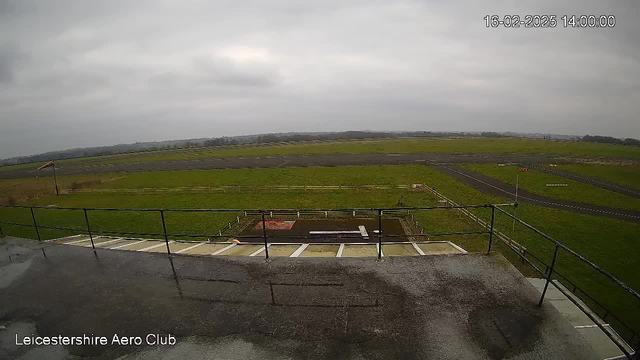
[0,237,598,360]
[431,164,640,223]
[0,153,566,179]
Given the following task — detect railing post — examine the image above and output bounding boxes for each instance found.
[160,210,171,255]
[30,207,46,257]
[30,207,41,242]
[487,205,496,254]
[261,211,269,259]
[377,209,383,260]
[83,209,96,252]
[0,217,4,236]
[538,244,560,307]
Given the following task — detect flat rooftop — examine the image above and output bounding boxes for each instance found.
[0,237,598,360]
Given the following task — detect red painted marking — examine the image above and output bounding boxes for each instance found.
[254,220,296,230]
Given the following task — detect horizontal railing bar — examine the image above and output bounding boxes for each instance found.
[500,239,637,339]
[494,205,640,302]
[0,221,36,228]
[550,280,634,358]
[0,204,514,212]
[385,231,490,237]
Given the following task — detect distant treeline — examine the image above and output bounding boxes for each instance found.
[1,131,637,166]
[582,135,640,147]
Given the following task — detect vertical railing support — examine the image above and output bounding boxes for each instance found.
[160,210,171,255]
[83,209,96,252]
[377,209,383,260]
[0,218,4,236]
[30,207,41,242]
[487,205,496,254]
[538,244,560,307]
[261,212,269,259]
[30,207,45,258]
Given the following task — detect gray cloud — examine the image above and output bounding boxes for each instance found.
[0,0,639,158]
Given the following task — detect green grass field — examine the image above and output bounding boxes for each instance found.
[556,164,640,190]
[3,137,640,172]
[87,138,640,165]
[462,164,640,211]
[0,174,123,205]
[1,164,638,338]
[94,166,443,188]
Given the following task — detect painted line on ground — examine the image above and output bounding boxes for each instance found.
[139,241,173,252]
[336,244,345,257]
[66,237,96,245]
[175,242,206,254]
[89,238,122,247]
[358,225,369,239]
[46,234,84,243]
[249,245,270,257]
[574,324,610,329]
[111,240,147,249]
[447,241,468,254]
[412,242,426,256]
[290,243,309,257]
[212,243,237,255]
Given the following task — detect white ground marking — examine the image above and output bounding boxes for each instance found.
[111,240,147,249]
[139,241,173,252]
[212,243,237,255]
[336,244,345,257]
[377,243,384,257]
[290,244,309,257]
[46,234,84,243]
[574,324,610,329]
[175,242,206,254]
[88,238,122,247]
[249,245,270,257]
[66,236,100,245]
[447,241,468,254]
[412,242,426,256]
[358,225,369,239]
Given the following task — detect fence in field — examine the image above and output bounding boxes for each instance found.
[67,184,416,194]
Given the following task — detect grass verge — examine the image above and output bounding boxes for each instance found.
[462,164,640,211]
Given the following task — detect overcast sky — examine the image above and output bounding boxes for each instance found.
[1,1,639,158]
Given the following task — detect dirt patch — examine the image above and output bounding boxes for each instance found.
[181,243,230,255]
[218,245,262,256]
[417,242,463,255]
[265,245,300,257]
[300,245,340,257]
[341,245,378,257]
[382,244,419,256]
